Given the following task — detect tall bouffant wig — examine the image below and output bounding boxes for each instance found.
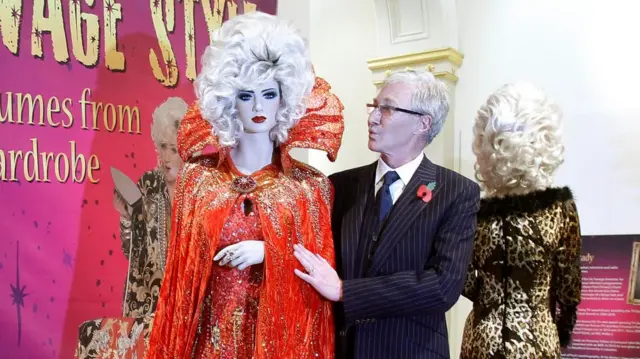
[195,11,314,147]
[472,82,564,197]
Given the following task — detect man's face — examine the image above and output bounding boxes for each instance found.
[367,82,421,156]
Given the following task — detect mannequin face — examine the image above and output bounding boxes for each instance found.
[235,79,280,135]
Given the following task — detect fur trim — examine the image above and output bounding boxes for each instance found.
[478,187,574,219]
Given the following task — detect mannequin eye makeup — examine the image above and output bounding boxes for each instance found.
[262,90,279,100]
[237,92,253,101]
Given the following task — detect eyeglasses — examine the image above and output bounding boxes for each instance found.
[366,103,425,117]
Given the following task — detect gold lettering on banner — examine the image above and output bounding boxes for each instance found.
[10,149,23,181]
[243,1,257,13]
[0,0,23,54]
[0,139,101,184]
[183,0,196,81]
[23,138,41,182]
[227,1,238,19]
[150,0,178,86]
[2,0,267,84]
[104,0,125,70]
[0,150,6,181]
[32,0,70,62]
[16,93,44,125]
[201,0,225,35]
[0,93,13,124]
[69,0,100,67]
[0,88,143,184]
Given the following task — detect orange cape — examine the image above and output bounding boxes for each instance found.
[145,77,344,358]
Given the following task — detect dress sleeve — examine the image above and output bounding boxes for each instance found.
[553,199,582,347]
[462,231,480,302]
[119,174,148,260]
[119,216,133,259]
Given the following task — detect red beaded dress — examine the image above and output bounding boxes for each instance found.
[145,77,344,359]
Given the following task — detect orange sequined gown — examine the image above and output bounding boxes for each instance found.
[145,77,344,359]
[191,181,266,358]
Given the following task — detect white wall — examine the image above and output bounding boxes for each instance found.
[456,0,640,237]
[277,0,311,164]
[277,0,379,172]
[447,1,640,357]
[276,0,310,38]
[307,0,380,174]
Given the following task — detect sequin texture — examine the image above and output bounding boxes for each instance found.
[145,77,344,359]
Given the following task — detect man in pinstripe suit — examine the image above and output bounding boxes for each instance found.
[294,69,480,359]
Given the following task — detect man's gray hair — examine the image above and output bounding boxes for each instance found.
[383,69,450,144]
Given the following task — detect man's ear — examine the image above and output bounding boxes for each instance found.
[414,115,432,135]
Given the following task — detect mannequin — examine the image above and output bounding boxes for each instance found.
[145,12,344,359]
[460,82,582,358]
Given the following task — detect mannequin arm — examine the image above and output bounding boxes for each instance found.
[553,199,582,347]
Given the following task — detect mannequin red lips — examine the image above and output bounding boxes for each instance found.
[252,116,266,123]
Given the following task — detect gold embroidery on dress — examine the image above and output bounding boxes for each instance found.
[232,307,245,355]
[211,321,221,350]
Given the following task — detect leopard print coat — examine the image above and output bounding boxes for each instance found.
[460,187,582,359]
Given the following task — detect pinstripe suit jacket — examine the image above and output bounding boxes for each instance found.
[330,157,480,359]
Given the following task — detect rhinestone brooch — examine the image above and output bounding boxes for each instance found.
[231,176,257,193]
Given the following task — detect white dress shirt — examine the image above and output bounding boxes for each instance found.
[374,152,424,204]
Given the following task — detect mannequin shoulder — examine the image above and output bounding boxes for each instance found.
[178,160,230,188]
[288,161,330,186]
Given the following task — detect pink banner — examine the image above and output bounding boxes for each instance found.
[563,235,640,358]
[0,1,277,358]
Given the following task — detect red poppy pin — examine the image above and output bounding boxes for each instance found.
[417,182,436,203]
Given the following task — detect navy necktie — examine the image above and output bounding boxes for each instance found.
[378,171,400,222]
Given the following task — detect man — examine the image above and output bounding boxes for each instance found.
[294,69,480,358]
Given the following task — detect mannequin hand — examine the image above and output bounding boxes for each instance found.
[214,240,264,270]
[293,244,342,302]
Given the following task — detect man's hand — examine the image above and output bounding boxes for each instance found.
[214,240,264,270]
[293,244,342,302]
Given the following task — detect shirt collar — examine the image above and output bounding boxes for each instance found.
[375,152,425,186]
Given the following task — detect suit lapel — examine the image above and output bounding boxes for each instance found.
[368,157,439,275]
[341,162,376,280]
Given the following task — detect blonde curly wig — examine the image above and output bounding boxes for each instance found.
[472,82,564,197]
[195,11,314,147]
